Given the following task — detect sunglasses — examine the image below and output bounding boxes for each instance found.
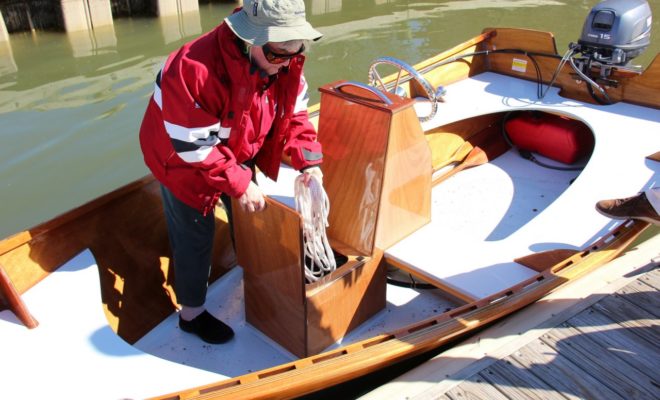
[262,43,305,64]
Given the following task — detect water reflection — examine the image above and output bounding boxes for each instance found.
[159,11,202,45]
[0,0,658,239]
[0,8,208,113]
[67,24,118,58]
[310,0,342,15]
[0,40,17,77]
[0,57,160,113]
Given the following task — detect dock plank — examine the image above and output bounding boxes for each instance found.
[638,268,660,290]
[481,358,569,400]
[372,259,659,400]
[541,324,659,399]
[566,308,660,382]
[444,375,509,400]
[591,294,660,345]
[510,338,623,399]
[614,278,660,317]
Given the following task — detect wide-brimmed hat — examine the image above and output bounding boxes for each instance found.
[225,0,323,46]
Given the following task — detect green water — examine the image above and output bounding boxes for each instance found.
[1,0,659,237]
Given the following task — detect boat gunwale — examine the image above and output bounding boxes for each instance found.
[151,218,650,400]
[0,175,156,257]
[2,26,658,400]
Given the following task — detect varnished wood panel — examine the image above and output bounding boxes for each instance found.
[316,86,392,255]
[426,113,502,141]
[0,176,235,343]
[306,252,386,355]
[318,82,430,255]
[235,198,387,357]
[376,105,432,250]
[477,28,605,104]
[384,31,495,98]
[622,54,660,108]
[478,28,560,86]
[233,198,307,357]
[425,113,502,174]
[482,27,558,56]
[474,28,660,108]
[410,61,475,99]
[647,151,660,162]
[0,262,38,328]
[515,249,580,273]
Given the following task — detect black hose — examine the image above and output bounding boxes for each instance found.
[386,274,437,290]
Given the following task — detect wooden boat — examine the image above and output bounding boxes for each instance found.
[2,21,659,400]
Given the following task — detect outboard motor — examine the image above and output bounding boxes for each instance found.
[566,0,653,103]
[576,0,652,66]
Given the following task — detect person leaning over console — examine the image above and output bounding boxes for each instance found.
[139,0,324,344]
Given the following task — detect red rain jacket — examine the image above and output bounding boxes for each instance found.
[139,23,322,214]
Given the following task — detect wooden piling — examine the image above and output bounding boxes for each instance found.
[61,0,113,32]
[0,10,9,41]
[153,0,198,17]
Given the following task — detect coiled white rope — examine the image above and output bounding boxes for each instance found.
[294,174,336,282]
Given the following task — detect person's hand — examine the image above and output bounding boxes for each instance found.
[302,166,323,187]
[238,181,265,212]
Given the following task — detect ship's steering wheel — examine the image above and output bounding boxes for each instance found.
[368,56,444,123]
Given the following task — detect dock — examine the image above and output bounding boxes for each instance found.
[362,230,660,400]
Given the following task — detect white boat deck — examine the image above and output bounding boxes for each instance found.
[1,72,657,399]
[0,229,453,400]
[391,72,660,298]
[0,250,220,400]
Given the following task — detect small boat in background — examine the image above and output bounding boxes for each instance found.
[1,1,658,398]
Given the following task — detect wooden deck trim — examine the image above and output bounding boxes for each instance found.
[362,226,659,400]
[0,175,154,256]
[378,29,496,91]
[150,219,650,400]
[434,264,660,400]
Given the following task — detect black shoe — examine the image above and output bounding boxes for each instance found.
[179,310,234,344]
